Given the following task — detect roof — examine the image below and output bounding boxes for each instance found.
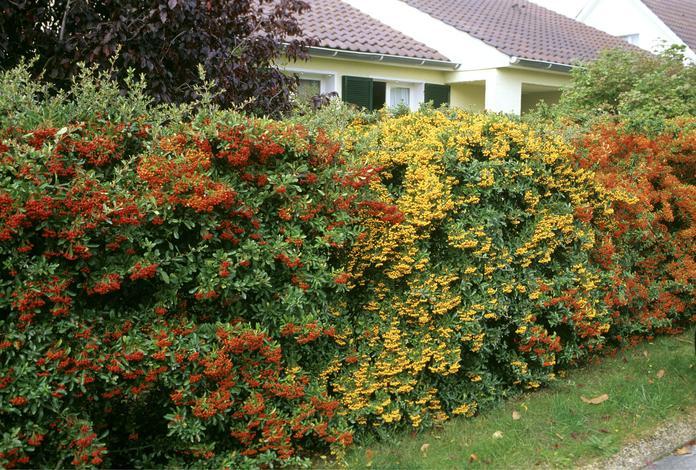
[401,0,636,65]
[298,0,450,61]
[641,0,696,51]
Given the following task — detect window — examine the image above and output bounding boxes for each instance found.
[389,87,410,107]
[285,70,338,103]
[372,81,386,109]
[342,77,422,111]
[297,78,321,102]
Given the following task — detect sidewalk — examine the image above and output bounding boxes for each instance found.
[582,410,696,469]
[648,440,696,470]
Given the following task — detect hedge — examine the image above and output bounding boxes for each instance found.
[0,68,693,468]
[0,67,380,468]
[326,110,694,436]
[575,119,695,340]
[331,110,621,432]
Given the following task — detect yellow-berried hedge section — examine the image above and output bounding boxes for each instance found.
[327,109,633,432]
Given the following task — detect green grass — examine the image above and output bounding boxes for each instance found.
[338,329,696,469]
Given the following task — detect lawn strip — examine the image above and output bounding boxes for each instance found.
[339,330,696,469]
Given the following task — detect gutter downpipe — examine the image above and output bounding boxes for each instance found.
[509,56,574,73]
[307,46,460,70]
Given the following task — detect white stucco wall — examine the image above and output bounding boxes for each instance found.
[483,69,522,114]
[501,68,571,89]
[446,67,570,114]
[577,0,695,59]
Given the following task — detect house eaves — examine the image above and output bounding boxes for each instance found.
[307,46,460,70]
[510,57,573,73]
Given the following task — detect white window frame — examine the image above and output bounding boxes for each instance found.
[297,78,322,100]
[387,85,410,108]
[283,67,337,95]
[385,81,424,111]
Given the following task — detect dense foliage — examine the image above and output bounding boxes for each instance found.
[0,67,375,468]
[0,65,693,468]
[328,110,623,432]
[575,119,695,341]
[535,46,696,128]
[527,44,696,344]
[0,0,314,117]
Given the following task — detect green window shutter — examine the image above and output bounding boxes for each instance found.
[342,76,373,110]
[424,83,451,107]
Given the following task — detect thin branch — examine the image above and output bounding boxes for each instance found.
[58,0,72,42]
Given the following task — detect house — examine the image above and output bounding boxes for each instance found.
[575,0,696,60]
[283,0,634,114]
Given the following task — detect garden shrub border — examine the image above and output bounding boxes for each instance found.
[0,68,693,468]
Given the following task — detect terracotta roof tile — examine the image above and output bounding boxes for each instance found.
[298,0,450,61]
[401,0,636,65]
[641,0,696,51]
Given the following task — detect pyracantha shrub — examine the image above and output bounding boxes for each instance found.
[0,69,386,468]
[2,64,694,467]
[575,119,695,342]
[325,110,621,432]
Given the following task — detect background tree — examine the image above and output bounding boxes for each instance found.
[538,45,696,128]
[0,0,315,117]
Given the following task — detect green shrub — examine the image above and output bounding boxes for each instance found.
[0,65,377,468]
[529,46,696,131]
[1,64,693,468]
[524,44,696,342]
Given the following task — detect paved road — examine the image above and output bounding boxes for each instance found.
[647,441,696,470]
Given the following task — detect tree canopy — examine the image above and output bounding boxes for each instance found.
[551,46,696,126]
[0,0,315,117]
